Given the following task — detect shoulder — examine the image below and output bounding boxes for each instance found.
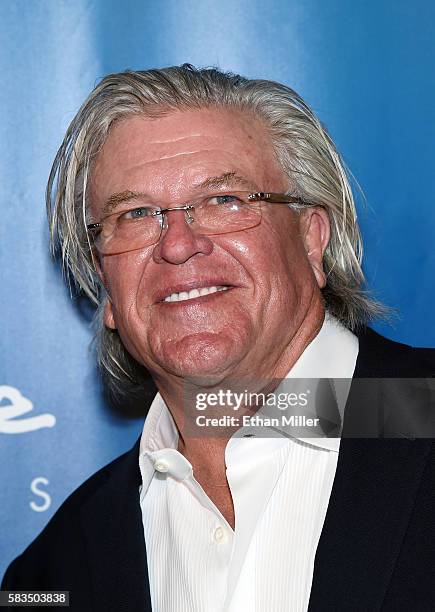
[33,437,140,524]
[355,326,435,377]
[1,438,141,590]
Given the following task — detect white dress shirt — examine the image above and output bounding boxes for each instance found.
[139,314,359,611]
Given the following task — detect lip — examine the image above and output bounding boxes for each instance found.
[153,279,239,303]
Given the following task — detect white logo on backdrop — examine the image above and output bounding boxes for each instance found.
[0,386,56,433]
[30,477,52,512]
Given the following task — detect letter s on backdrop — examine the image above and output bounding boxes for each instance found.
[30,477,51,512]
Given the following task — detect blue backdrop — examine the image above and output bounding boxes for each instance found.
[1,0,434,577]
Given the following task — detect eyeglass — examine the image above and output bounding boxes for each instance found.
[86,191,310,255]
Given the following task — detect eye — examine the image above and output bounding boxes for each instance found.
[209,194,243,206]
[119,207,154,221]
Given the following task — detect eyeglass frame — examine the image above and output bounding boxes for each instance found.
[86,192,311,235]
[85,192,320,259]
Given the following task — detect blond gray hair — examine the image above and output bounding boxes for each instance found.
[47,64,385,399]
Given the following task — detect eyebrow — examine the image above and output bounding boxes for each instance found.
[102,190,148,215]
[195,171,256,191]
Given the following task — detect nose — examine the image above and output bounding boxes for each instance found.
[152,207,213,264]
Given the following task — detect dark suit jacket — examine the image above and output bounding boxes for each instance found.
[2,328,435,611]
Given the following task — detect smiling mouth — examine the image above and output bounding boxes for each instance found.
[162,285,231,303]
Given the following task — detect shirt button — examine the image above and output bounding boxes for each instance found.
[214,526,224,543]
[154,459,169,473]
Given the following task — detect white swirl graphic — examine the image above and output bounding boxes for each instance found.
[0,386,56,433]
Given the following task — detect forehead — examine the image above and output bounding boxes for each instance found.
[90,106,286,208]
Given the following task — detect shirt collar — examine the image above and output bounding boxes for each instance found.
[273,312,358,451]
[287,312,358,382]
[139,313,359,484]
[138,394,183,491]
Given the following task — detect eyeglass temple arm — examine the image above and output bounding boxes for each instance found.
[248,192,306,205]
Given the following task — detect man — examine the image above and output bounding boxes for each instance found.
[2,65,435,611]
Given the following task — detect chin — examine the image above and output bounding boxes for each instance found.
[154,332,246,382]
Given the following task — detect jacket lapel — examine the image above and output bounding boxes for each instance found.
[308,437,431,610]
[309,328,432,610]
[80,438,152,612]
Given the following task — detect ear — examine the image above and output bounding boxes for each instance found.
[92,250,117,330]
[103,298,117,330]
[300,207,330,288]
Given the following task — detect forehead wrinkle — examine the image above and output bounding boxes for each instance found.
[146,132,203,144]
[135,144,243,164]
[150,149,206,162]
[110,149,220,171]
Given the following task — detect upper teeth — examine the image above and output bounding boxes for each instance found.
[163,286,229,302]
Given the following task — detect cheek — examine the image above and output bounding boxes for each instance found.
[101,255,155,366]
[101,250,153,320]
[228,217,310,295]
[253,224,315,324]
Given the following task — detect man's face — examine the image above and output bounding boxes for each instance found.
[90,107,328,383]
